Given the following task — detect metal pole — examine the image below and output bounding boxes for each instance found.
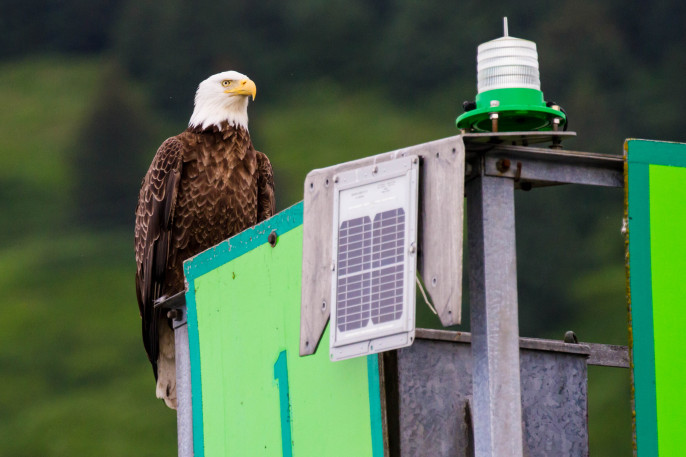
[175,316,194,457]
[466,174,524,457]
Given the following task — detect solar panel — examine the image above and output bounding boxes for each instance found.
[330,156,419,361]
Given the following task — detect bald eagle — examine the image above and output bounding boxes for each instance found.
[134,71,275,409]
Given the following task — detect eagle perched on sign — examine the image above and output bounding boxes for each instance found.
[134,71,275,408]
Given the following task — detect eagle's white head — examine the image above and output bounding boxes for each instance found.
[188,71,256,131]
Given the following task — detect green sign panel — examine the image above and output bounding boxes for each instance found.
[626,139,686,456]
[183,202,384,457]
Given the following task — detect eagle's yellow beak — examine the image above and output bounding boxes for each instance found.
[224,78,256,100]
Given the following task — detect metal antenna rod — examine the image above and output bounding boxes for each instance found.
[503,17,509,37]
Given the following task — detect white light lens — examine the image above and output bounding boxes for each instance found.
[477,36,541,93]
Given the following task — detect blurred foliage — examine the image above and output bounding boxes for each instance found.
[3,0,685,454]
[69,62,159,229]
[0,231,176,456]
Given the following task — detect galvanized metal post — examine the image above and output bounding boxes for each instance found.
[467,174,523,457]
[174,315,194,457]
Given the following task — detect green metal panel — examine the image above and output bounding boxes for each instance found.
[184,202,383,456]
[626,140,686,456]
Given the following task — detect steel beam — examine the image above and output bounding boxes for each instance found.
[467,174,524,457]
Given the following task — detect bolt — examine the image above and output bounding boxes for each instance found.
[167,309,181,320]
[409,243,416,254]
[268,230,277,247]
[490,112,499,132]
[564,330,579,344]
[496,158,511,173]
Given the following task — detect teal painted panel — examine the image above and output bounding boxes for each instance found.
[183,200,384,456]
[626,139,686,456]
[626,161,658,456]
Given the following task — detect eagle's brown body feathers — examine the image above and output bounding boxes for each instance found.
[135,122,274,405]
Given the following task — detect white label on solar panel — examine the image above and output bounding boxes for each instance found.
[330,156,418,361]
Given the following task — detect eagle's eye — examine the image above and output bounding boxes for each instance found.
[221,80,231,87]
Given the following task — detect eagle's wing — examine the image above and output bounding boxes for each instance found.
[134,137,184,378]
[255,150,275,222]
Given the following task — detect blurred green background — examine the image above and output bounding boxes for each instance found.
[2,1,684,455]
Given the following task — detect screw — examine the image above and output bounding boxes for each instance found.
[167,309,181,320]
[321,301,327,312]
[496,158,511,173]
[490,112,499,132]
[412,156,419,164]
[268,230,277,247]
[372,165,379,174]
[331,262,336,271]
[334,175,339,183]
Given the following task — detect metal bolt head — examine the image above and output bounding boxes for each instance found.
[409,243,416,254]
[268,230,277,247]
[496,158,511,173]
[167,309,181,320]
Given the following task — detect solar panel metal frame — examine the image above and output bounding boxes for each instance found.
[330,156,419,361]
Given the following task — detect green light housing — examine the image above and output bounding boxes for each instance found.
[456,18,567,133]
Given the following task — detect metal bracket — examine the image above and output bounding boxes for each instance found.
[301,136,465,356]
[154,291,187,329]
